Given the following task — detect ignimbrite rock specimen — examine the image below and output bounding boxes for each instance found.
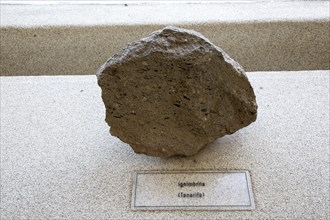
[97,26,257,157]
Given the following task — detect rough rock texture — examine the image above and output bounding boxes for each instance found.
[97,26,257,158]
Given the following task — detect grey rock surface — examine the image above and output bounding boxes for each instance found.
[97,26,257,157]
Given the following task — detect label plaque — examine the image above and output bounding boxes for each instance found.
[131,170,255,210]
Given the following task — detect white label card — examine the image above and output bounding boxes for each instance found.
[131,170,255,210]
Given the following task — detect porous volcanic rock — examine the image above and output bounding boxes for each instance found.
[97,26,257,157]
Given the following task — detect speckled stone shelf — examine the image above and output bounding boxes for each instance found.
[1,70,329,219]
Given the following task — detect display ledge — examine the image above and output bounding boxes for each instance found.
[2,1,329,27]
[1,70,329,219]
[0,1,329,76]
